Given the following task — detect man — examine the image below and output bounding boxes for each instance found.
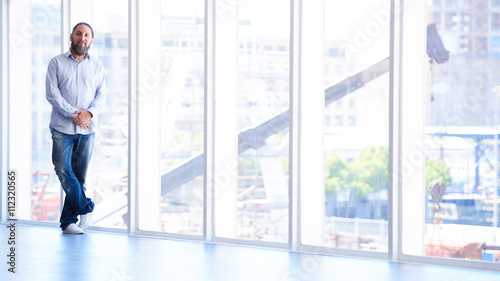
[46,22,106,234]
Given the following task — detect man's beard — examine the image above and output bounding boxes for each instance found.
[71,41,90,56]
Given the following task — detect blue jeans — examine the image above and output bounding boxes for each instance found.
[51,128,95,229]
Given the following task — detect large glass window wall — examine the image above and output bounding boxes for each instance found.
[2,0,499,271]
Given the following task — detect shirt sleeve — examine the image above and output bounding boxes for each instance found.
[87,62,107,117]
[45,58,79,118]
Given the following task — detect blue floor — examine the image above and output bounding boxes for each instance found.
[1,224,499,281]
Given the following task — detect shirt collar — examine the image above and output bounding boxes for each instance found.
[65,49,92,61]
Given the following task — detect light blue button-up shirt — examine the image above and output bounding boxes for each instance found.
[46,50,106,135]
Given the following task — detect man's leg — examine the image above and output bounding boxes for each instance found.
[72,132,95,194]
[51,129,94,229]
[72,133,96,230]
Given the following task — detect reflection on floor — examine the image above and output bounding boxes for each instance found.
[0,224,499,281]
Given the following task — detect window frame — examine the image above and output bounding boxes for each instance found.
[1,0,499,272]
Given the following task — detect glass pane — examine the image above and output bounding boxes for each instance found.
[31,0,62,222]
[89,0,129,229]
[235,0,290,243]
[323,0,390,251]
[230,0,290,242]
[159,0,205,235]
[424,3,500,262]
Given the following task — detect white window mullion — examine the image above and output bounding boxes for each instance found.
[299,0,325,247]
[212,0,239,239]
[136,0,161,231]
[400,0,426,257]
[289,0,300,251]
[128,0,138,235]
[204,0,215,242]
[389,0,403,262]
[61,0,69,53]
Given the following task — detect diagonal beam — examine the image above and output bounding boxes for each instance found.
[160,57,390,195]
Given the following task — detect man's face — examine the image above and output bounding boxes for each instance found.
[70,25,94,56]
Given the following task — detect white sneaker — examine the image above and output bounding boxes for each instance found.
[63,223,84,234]
[78,212,93,231]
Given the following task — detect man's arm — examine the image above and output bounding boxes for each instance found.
[86,62,107,118]
[45,58,79,118]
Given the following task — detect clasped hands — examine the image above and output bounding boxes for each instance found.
[72,110,92,129]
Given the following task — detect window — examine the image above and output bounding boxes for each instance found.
[4,0,500,271]
[407,0,500,264]
[475,36,487,55]
[155,0,205,235]
[473,12,488,33]
[30,0,62,222]
[347,116,356,127]
[336,100,343,109]
[325,115,332,127]
[84,0,129,229]
[328,48,341,57]
[213,0,290,243]
[493,13,500,32]
[445,13,457,31]
[320,0,390,252]
[334,116,343,127]
[349,99,356,110]
[492,36,500,55]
